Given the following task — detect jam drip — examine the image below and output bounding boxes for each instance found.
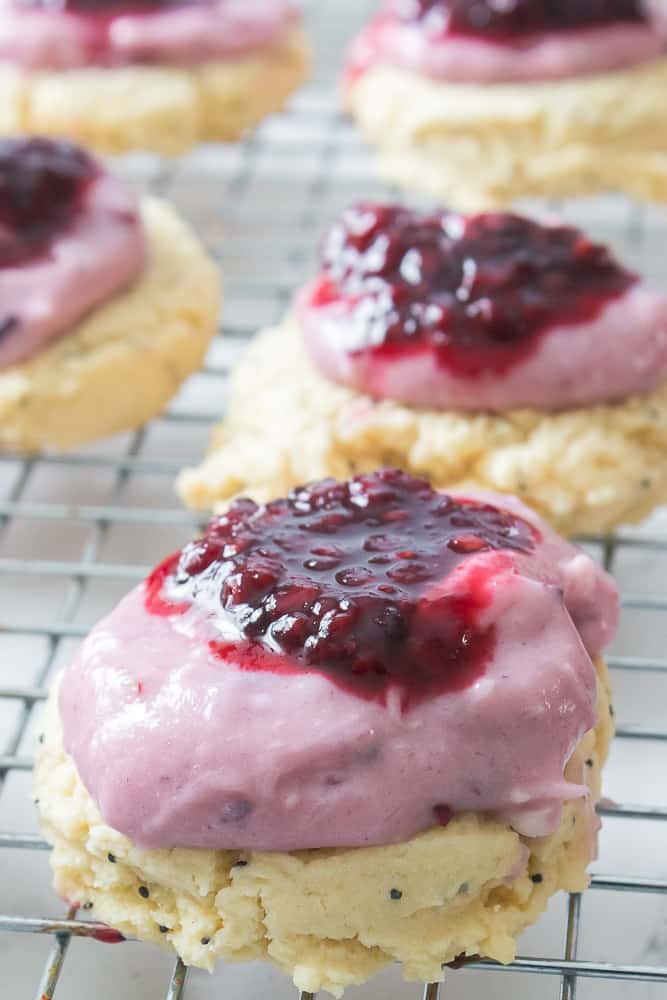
[395,0,647,38]
[314,204,637,376]
[146,469,537,705]
[0,137,98,268]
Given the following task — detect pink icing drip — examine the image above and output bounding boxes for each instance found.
[299,281,667,412]
[0,0,299,70]
[344,6,667,85]
[58,492,618,852]
[0,170,146,370]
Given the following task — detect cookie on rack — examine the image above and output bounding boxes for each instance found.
[178,202,667,536]
[343,0,667,208]
[36,469,617,995]
[0,1,309,154]
[0,136,220,452]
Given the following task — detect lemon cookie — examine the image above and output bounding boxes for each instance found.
[344,0,667,208]
[0,1,309,154]
[179,203,667,535]
[0,136,220,451]
[36,470,617,994]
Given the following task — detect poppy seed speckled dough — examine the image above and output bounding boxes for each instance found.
[36,475,616,996]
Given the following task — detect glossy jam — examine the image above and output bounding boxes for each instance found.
[312,204,637,377]
[0,138,97,269]
[394,0,647,37]
[146,469,537,705]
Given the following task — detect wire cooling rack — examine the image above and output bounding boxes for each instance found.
[1,2,667,998]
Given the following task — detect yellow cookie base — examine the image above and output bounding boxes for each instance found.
[346,58,667,208]
[0,198,220,452]
[35,661,612,996]
[177,320,667,536]
[0,29,309,154]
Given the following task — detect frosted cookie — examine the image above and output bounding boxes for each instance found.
[36,470,618,995]
[0,1,309,154]
[344,0,667,208]
[0,136,220,452]
[179,202,667,536]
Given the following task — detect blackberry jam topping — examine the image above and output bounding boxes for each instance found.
[314,204,636,377]
[146,470,537,705]
[0,137,98,268]
[394,0,647,38]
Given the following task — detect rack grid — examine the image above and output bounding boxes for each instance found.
[1,2,667,998]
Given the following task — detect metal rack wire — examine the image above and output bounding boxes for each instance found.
[1,2,667,998]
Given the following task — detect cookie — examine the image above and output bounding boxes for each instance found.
[344,0,667,208]
[178,316,667,535]
[178,201,667,534]
[36,468,616,994]
[0,197,220,451]
[0,29,309,155]
[35,657,612,996]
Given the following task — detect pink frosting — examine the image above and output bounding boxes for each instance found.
[298,281,667,412]
[0,171,146,371]
[58,493,618,852]
[345,4,667,85]
[0,0,299,71]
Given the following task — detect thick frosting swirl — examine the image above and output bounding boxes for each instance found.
[0,0,299,71]
[0,137,145,371]
[59,471,618,851]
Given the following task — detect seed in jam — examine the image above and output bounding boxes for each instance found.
[0,137,98,269]
[313,203,636,377]
[393,0,646,38]
[145,469,538,706]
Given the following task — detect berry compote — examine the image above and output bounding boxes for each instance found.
[311,203,637,377]
[146,469,537,706]
[394,0,647,38]
[0,137,98,269]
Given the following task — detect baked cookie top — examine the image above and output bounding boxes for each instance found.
[345,0,667,84]
[59,469,618,851]
[0,135,145,370]
[0,0,300,70]
[298,202,667,411]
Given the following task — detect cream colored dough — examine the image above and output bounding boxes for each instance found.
[0,198,220,452]
[35,660,613,996]
[177,319,667,536]
[0,29,309,154]
[346,58,667,209]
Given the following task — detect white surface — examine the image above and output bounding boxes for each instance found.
[1,1,667,997]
